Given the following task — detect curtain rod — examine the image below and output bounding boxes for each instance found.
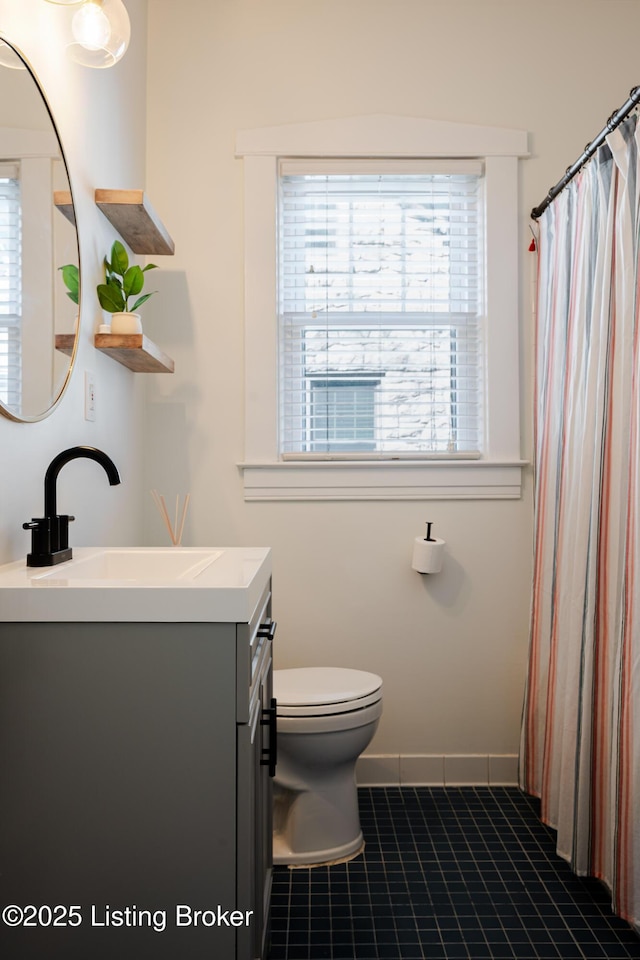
[531,85,640,220]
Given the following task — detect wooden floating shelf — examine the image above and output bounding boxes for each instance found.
[94,334,175,373]
[54,333,76,356]
[95,189,175,255]
[54,190,76,226]
[55,190,175,371]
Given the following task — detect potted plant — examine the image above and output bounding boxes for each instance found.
[97,240,157,334]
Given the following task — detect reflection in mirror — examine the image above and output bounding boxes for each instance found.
[0,38,79,422]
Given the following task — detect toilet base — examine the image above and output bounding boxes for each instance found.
[273,829,364,867]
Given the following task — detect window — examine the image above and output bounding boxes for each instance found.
[279,163,483,458]
[0,166,21,411]
[237,115,527,500]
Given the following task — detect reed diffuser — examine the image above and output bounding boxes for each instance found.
[151,490,190,546]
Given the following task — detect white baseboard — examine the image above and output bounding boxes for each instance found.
[356,753,519,787]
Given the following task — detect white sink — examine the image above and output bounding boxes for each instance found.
[32,548,222,582]
[0,547,271,623]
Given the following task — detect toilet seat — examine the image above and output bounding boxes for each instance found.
[275,667,383,717]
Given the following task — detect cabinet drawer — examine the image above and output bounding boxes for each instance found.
[236,580,272,723]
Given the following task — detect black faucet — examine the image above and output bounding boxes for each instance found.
[23,446,121,567]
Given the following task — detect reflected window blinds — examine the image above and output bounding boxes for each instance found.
[0,166,21,412]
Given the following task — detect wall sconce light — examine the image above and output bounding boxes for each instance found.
[43,0,130,68]
[67,0,130,68]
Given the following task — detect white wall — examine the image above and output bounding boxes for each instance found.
[143,0,640,765]
[11,0,635,775]
[0,0,149,564]
[3,0,635,768]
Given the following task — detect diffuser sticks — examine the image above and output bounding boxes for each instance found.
[150,489,190,546]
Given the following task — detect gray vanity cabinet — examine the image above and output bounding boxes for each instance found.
[237,610,275,960]
[0,582,274,960]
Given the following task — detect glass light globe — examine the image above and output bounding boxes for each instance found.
[43,1,85,5]
[72,3,111,51]
[67,0,130,68]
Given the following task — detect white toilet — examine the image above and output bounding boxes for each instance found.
[272,667,383,866]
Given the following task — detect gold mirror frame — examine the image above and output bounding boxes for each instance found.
[0,37,80,423]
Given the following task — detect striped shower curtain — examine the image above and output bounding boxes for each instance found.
[520,114,640,932]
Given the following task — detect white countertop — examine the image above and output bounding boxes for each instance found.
[0,547,272,622]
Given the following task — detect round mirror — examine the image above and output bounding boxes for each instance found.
[0,38,79,422]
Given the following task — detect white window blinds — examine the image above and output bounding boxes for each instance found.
[0,167,21,412]
[278,161,484,457]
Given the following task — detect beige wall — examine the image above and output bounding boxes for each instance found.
[144,0,640,760]
[0,0,149,564]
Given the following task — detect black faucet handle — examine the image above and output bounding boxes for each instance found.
[23,515,74,531]
[23,515,73,568]
[23,517,52,566]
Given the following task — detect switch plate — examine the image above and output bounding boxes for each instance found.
[84,370,96,421]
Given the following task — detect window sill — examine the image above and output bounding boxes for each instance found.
[238,459,529,501]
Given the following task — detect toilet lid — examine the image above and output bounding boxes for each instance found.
[274,667,382,710]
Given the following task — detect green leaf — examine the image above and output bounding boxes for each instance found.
[131,291,155,311]
[142,263,158,273]
[123,265,144,299]
[110,240,129,277]
[97,282,125,313]
[59,263,78,290]
[59,264,79,304]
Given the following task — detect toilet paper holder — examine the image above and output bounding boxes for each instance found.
[412,522,445,574]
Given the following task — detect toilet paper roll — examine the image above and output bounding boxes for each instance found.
[412,536,445,574]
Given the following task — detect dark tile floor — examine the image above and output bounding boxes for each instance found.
[268,786,640,960]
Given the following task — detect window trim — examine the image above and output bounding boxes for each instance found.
[236,114,529,500]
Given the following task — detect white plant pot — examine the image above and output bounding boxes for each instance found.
[110,312,142,335]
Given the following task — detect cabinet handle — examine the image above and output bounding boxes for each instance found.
[257,619,277,641]
[261,697,277,777]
